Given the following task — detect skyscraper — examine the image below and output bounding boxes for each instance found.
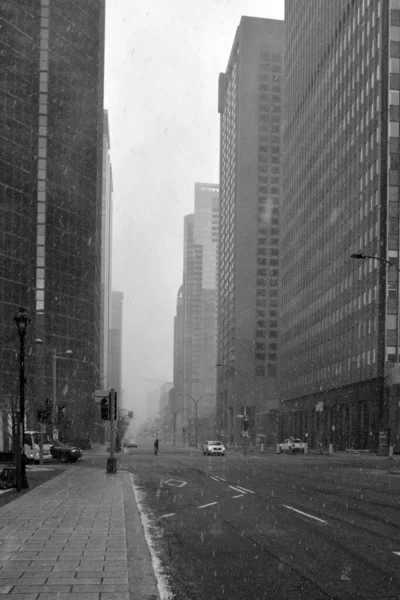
[100,110,113,392]
[0,1,106,446]
[217,17,284,446]
[280,0,400,452]
[173,183,219,436]
[108,291,123,403]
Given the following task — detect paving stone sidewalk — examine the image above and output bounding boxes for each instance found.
[0,467,159,599]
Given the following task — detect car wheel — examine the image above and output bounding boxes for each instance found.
[222,453,225,456]
[71,457,78,463]
[60,453,69,463]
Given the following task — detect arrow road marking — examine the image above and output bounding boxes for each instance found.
[198,502,218,509]
[160,513,176,519]
[283,505,327,524]
[164,479,187,488]
[210,476,221,482]
[393,552,400,556]
[232,494,244,498]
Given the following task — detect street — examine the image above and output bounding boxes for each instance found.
[82,445,400,600]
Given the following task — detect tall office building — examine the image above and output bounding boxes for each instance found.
[0,1,105,448]
[173,183,219,433]
[100,111,113,393]
[217,17,284,446]
[108,291,123,403]
[281,0,400,451]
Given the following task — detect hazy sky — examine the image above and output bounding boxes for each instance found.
[104,0,284,421]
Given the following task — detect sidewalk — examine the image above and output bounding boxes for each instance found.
[0,467,160,599]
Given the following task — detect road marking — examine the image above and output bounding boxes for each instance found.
[232,494,244,498]
[164,479,187,488]
[197,501,218,509]
[235,484,255,494]
[214,476,226,481]
[210,476,221,482]
[393,552,400,556]
[229,485,247,494]
[160,513,176,519]
[0,488,13,496]
[283,505,327,524]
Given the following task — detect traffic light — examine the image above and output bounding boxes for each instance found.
[243,418,249,432]
[113,391,117,420]
[101,397,109,420]
[45,398,53,423]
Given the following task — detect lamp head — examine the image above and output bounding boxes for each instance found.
[13,307,31,334]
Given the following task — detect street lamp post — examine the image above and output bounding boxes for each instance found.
[165,406,185,446]
[179,394,213,448]
[216,363,260,454]
[351,253,400,452]
[52,348,73,439]
[13,307,31,492]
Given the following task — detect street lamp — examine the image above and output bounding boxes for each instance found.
[34,340,73,440]
[164,405,185,446]
[351,252,400,452]
[179,393,213,448]
[216,363,260,452]
[13,307,31,491]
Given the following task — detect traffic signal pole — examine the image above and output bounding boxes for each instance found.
[106,388,117,474]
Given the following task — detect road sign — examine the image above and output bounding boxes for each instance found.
[316,401,324,412]
[53,429,59,440]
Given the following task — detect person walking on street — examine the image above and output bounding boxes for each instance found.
[154,438,159,455]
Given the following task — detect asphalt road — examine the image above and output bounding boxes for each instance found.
[82,444,400,600]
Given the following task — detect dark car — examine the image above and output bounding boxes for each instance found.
[50,441,82,463]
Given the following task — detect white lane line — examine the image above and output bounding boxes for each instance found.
[214,476,226,481]
[283,505,327,524]
[0,489,13,496]
[129,473,173,600]
[393,552,400,556]
[210,476,220,482]
[160,513,176,519]
[229,485,246,494]
[197,502,218,509]
[232,494,244,499]
[235,485,255,494]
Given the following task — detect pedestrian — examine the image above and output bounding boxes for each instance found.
[154,438,159,455]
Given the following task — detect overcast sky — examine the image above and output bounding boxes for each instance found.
[104,0,284,422]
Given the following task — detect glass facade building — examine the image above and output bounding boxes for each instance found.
[0,1,105,446]
[217,17,284,446]
[281,0,400,451]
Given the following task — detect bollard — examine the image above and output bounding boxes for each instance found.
[261,443,264,453]
[389,445,394,460]
[328,443,333,455]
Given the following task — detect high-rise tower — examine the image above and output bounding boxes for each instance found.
[281,0,400,452]
[0,1,105,446]
[217,17,284,446]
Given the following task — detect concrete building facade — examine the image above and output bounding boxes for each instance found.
[280,0,400,452]
[217,17,284,447]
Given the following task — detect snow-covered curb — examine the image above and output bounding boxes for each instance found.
[129,472,173,600]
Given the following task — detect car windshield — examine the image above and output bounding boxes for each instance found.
[208,441,222,445]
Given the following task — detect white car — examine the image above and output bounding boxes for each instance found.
[277,437,307,454]
[202,441,225,456]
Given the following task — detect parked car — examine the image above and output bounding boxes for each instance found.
[50,440,82,463]
[277,437,307,454]
[202,441,225,456]
[24,431,52,464]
